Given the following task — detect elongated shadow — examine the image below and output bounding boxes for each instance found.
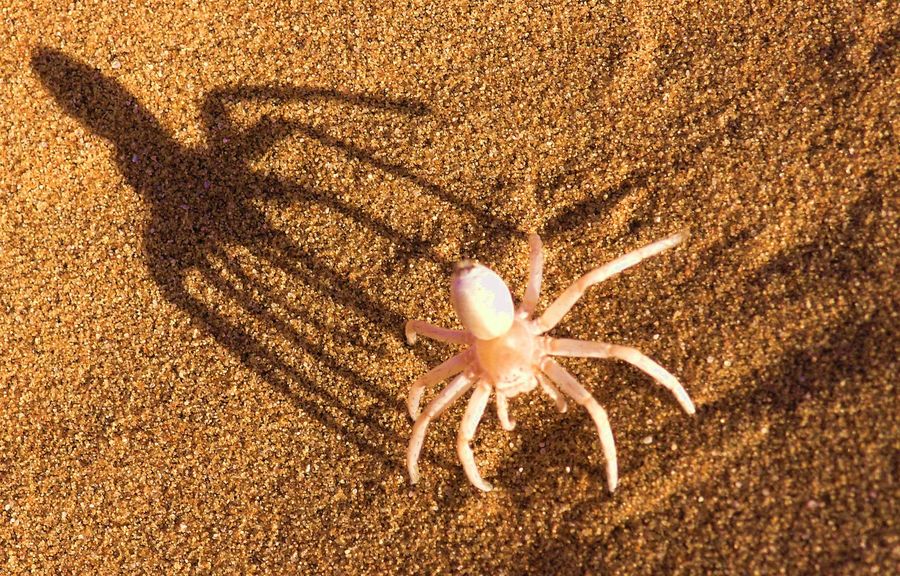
[29,47,474,468]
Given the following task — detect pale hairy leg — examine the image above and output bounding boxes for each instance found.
[405,320,468,345]
[521,233,544,315]
[536,232,685,332]
[457,382,493,492]
[407,350,472,419]
[536,372,568,413]
[495,393,516,430]
[548,338,695,414]
[408,373,473,484]
[541,357,618,492]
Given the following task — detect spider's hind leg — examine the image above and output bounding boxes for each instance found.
[405,320,467,346]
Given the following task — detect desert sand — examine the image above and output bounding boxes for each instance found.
[2,0,897,573]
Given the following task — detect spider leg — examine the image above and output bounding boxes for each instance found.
[535,232,685,333]
[541,357,618,492]
[457,382,493,492]
[405,320,468,346]
[408,373,473,485]
[549,338,695,414]
[407,350,472,419]
[522,233,544,315]
[495,393,516,430]
[537,372,568,413]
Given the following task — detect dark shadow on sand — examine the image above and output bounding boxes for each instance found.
[31,47,722,485]
[30,47,509,470]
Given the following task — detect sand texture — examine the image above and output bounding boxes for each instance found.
[2,0,898,573]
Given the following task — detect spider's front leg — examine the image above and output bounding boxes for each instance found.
[407,350,471,419]
[548,338,695,414]
[408,373,473,484]
[537,373,568,413]
[457,382,494,492]
[540,357,619,492]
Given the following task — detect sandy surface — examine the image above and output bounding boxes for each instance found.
[2,0,898,573]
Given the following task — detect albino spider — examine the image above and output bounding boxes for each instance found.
[405,231,695,492]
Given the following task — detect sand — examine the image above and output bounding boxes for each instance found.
[2,0,898,573]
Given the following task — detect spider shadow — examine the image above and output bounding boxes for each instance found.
[29,47,511,471]
[31,47,751,489]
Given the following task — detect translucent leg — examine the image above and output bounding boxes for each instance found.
[522,233,544,315]
[495,393,516,430]
[536,232,685,332]
[408,373,473,485]
[549,338,695,414]
[457,383,493,491]
[541,357,618,492]
[407,350,471,419]
[405,320,468,345]
[537,373,568,413]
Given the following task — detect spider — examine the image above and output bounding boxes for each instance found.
[404,231,696,492]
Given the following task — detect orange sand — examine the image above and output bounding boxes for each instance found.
[2,1,897,573]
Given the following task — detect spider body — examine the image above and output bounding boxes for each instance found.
[473,317,541,392]
[405,232,695,492]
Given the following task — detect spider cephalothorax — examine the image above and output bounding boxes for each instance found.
[405,232,695,492]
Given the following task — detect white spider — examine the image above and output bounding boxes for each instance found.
[405,231,695,492]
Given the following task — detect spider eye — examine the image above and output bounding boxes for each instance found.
[450,261,514,340]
